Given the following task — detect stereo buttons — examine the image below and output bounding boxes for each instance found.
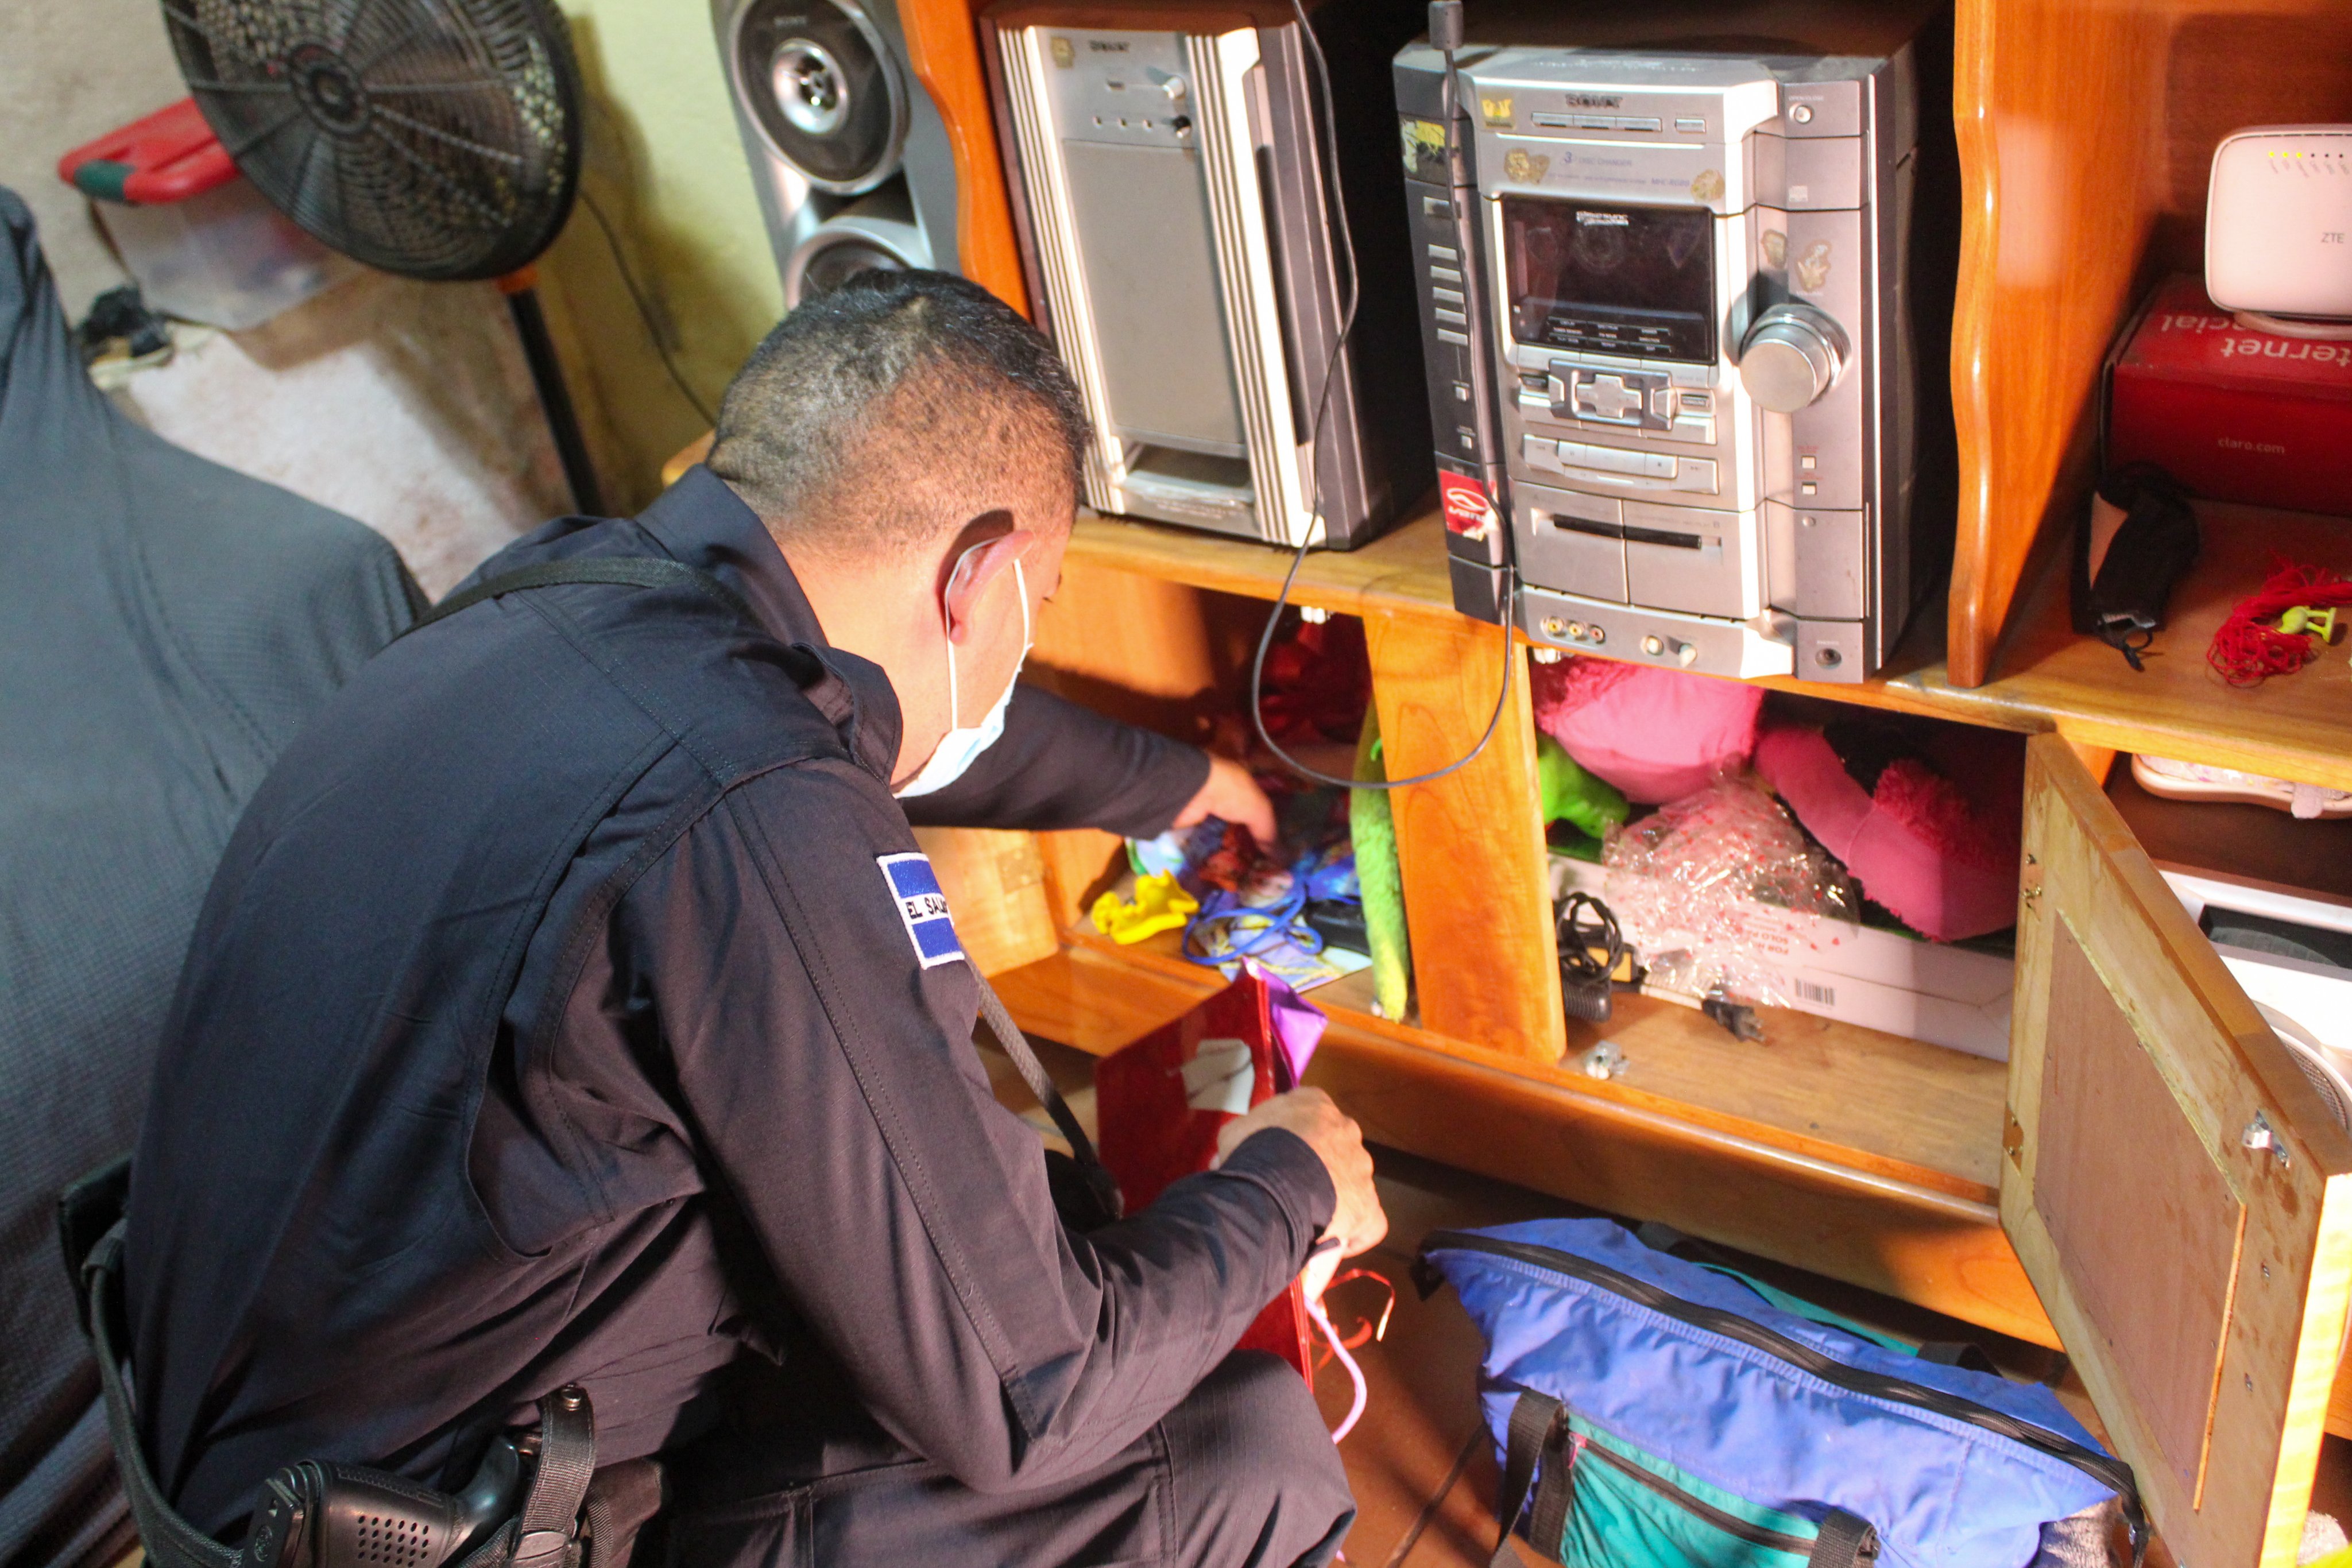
[1574,374,1649,421]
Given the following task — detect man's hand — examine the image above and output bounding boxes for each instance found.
[1173,754,1278,848]
[1213,1088,1387,1261]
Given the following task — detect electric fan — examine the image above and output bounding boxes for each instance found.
[161,0,605,512]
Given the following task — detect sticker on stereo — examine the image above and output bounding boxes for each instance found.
[1503,148,1551,185]
[878,852,964,969]
[1439,471,1499,540]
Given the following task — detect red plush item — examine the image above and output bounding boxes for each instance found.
[1093,973,1313,1380]
[1754,720,2024,942]
[1256,616,1370,746]
[1531,656,1765,804]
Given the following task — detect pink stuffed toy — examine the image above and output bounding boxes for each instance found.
[1530,656,1765,805]
[1753,718,2025,942]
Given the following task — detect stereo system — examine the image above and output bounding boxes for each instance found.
[985,0,1430,549]
[714,0,961,304]
[1395,1,1956,681]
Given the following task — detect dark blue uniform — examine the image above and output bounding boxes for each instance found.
[124,468,1353,1566]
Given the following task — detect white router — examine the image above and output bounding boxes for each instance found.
[2206,125,2352,339]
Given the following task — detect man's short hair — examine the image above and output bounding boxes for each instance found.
[707,270,1092,560]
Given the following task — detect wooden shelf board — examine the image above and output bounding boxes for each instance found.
[1035,923,2003,1202]
[994,938,2052,1344]
[1982,501,2352,792]
[1066,499,2352,788]
[1069,507,2018,722]
[1062,507,1460,623]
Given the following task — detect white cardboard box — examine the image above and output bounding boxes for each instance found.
[1553,855,2017,1060]
[2158,865,2352,1060]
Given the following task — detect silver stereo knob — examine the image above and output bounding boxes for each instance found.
[1739,303,1848,412]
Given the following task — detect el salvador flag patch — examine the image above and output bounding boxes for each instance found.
[878,852,965,969]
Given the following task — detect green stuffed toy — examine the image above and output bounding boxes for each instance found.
[1538,734,1628,857]
[1351,708,1412,1021]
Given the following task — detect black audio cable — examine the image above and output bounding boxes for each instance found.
[1248,0,1518,793]
[580,187,719,428]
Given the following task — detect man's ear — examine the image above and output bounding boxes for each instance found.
[941,527,1036,645]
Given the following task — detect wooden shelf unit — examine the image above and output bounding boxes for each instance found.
[1065,500,2352,791]
[680,0,2352,1547]
[1944,0,2352,685]
[963,500,2352,1362]
[881,0,2352,686]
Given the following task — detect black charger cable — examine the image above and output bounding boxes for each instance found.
[1247,0,1518,793]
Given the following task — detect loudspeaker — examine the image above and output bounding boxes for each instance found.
[714,0,962,304]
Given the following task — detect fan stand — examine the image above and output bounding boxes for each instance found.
[497,268,606,517]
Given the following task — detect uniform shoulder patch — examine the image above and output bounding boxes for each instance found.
[877,852,965,969]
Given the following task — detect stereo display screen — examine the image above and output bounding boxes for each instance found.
[1503,197,1715,362]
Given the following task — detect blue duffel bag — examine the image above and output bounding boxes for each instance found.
[1416,1219,2145,1568]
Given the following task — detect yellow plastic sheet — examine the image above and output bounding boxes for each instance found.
[1090,872,1198,946]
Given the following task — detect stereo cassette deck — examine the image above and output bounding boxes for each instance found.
[1396,1,1956,680]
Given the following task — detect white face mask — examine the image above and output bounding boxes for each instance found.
[894,553,1030,799]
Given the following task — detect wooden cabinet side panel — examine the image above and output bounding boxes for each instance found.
[1026,557,1231,933]
[1038,828,1127,931]
[914,825,1060,974]
[899,0,1029,313]
[1947,0,2168,687]
[1366,611,1564,1063]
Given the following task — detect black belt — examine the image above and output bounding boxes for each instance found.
[61,1155,596,1568]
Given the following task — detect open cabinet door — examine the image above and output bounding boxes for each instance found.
[2008,737,2352,1567]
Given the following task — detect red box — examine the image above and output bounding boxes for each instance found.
[2105,274,2352,517]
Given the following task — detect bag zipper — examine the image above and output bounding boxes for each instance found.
[1568,1431,1819,1556]
[1425,1230,2143,1516]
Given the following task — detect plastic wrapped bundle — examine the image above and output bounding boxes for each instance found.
[1602,776,1854,1008]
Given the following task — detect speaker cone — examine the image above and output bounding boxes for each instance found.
[784,196,930,304]
[730,0,907,194]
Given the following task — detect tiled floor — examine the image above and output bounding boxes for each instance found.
[988,1035,2352,1567]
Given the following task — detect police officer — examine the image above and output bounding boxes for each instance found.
[123,270,1385,1567]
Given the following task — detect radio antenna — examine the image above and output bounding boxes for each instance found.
[1249,0,1519,793]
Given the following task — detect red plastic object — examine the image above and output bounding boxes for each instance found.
[57,99,238,205]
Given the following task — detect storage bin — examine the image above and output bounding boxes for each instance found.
[57,99,350,331]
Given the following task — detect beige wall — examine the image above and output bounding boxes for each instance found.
[535,2,786,510]
[0,1,571,584]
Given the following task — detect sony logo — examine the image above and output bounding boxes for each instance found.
[1561,94,1622,109]
[1577,211,1630,226]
